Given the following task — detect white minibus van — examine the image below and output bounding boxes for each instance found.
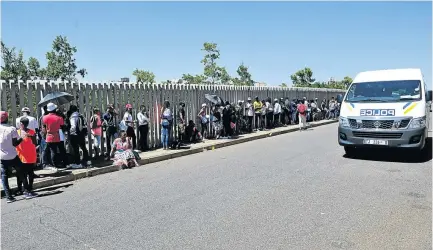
[338,68,431,155]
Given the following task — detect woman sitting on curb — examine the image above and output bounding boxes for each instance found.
[110,131,139,169]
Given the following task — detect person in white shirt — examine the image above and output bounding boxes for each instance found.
[245,97,254,132]
[273,98,282,127]
[123,104,137,150]
[265,98,273,129]
[16,107,38,131]
[137,105,150,151]
[1,111,35,203]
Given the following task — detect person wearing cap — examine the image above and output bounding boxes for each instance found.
[16,107,41,179]
[273,98,282,127]
[0,111,35,203]
[245,97,254,133]
[16,107,38,131]
[197,103,208,139]
[41,102,65,172]
[253,96,262,131]
[123,104,137,150]
[103,104,118,159]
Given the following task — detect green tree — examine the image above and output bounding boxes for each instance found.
[0,42,30,81]
[133,69,155,84]
[200,42,232,85]
[280,83,288,88]
[219,66,232,85]
[341,76,353,89]
[181,73,206,85]
[27,57,45,79]
[45,36,87,81]
[290,67,315,87]
[233,63,254,86]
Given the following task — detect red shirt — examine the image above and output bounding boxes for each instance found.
[16,129,37,163]
[42,113,64,143]
[297,104,307,117]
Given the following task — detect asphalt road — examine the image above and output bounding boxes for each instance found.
[1,123,431,250]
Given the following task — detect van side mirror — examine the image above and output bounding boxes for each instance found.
[336,94,343,103]
[427,90,432,102]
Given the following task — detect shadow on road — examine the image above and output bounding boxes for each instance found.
[36,183,73,193]
[344,138,432,163]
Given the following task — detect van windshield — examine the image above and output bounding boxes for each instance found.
[345,80,422,103]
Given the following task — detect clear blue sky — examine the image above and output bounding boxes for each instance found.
[2,1,432,87]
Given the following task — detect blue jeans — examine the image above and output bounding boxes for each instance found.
[161,127,169,148]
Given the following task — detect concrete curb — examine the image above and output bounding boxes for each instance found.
[1,120,337,197]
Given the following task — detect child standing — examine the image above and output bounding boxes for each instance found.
[16,117,38,198]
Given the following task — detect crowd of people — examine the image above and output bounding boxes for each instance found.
[199,96,340,139]
[0,95,339,203]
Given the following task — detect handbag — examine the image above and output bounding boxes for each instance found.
[161,119,170,128]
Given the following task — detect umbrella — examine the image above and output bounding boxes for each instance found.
[205,94,224,106]
[38,92,75,107]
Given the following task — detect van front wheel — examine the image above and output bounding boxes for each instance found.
[344,146,357,157]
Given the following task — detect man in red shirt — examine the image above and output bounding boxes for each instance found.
[297,100,307,131]
[42,102,65,171]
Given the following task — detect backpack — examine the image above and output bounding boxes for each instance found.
[90,115,98,129]
[75,115,88,136]
[298,104,306,114]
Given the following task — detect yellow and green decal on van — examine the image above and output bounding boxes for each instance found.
[403,102,418,115]
[346,102,355,111]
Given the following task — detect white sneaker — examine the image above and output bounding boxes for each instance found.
[70,164,82,169]
[44,165,58,172]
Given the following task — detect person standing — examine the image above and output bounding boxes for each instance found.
[123,104,137,150]
[297,100,307,131]
[137,105,150,151]
[16,107,41,178]
[253,96,262,131]
[90,107,102,159]
[245,98,254,133]
[68,105,90,168]
[103,104,118,160]
[15,117,38,198]
[16,107,38,131]
[265,98,274,129]
[160,101,173,150]
[41,103,65,172]
[197,103,207,139]
[290,99,298,125]
[273,98,282,127]
[0,111,35,203]
[222,102,233,138]
[177,102,186,142]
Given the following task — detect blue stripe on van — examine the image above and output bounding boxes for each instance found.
[402,102,412,109]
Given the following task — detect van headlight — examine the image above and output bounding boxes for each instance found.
[408,117,426,129]
[339,116,350,128]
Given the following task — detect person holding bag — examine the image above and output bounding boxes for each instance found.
[160,101,173,150]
